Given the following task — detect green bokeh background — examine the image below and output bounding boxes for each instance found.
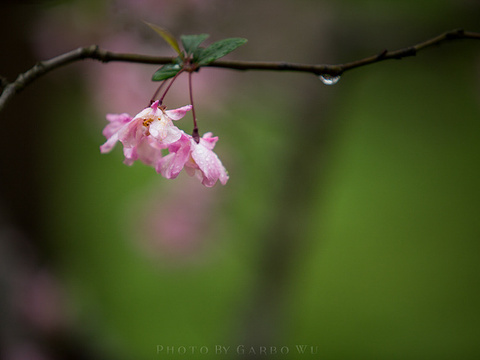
[1,0,480,359]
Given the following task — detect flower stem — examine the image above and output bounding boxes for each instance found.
[188,71,200,143]
[150,80,167,105]
[158,69,184,105]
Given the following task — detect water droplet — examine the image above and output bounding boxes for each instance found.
[319,74,341,85]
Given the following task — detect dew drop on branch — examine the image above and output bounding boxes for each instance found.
[319,74,341,85]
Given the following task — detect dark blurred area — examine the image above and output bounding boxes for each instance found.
[1,0,480,359]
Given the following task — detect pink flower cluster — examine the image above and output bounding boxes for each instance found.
[100,101,228,187]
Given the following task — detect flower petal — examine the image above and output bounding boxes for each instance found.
[156,136,191,179]
[123,146,137,166]
[100,113,133,153]
[103,113,132,138]
[117,118,144,148]
[165,105,192,120]
[136,138,163,166]
[100,132,120,153]
[190,138,229,187]
[162,125,183,145]
[149,117,169,140]
[150,100,160,111]
[133,106,155,121]
[199,132,218,150]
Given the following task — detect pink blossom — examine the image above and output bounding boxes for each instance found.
[99,113,132,153]
[100,103,228,186]
[156,132,192,179]
[100,101,191,165]
[147,102,192,144]
[123,136,163,166]
[117,100,191,150]
[158,132,229,187]
[185,132,229,187]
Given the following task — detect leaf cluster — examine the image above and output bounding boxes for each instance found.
[146,23,247,81]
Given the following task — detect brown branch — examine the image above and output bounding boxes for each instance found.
[339,29,480,71]
[0,45,173,112]
[1,28,479,112]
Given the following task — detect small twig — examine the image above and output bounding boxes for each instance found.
[1,29,479,112]
[339,29,478,71]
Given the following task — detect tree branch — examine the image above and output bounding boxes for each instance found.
[1,28,479,112]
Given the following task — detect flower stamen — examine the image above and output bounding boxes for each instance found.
[143,118,154,127]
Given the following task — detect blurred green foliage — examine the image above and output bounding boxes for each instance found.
[287,45,480,359]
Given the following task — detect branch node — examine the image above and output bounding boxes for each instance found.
[446,28,465,40]
[35,61,46,71]
[1,76,10,93]
[83,45,102,61]
[377,49,388,59]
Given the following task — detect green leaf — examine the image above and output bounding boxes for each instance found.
[175,55,184,63]
[192,47,206,63]
[144,21,182,56]
[152,64,182,81]
[181,34,209,55]
[196,38,247,65]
